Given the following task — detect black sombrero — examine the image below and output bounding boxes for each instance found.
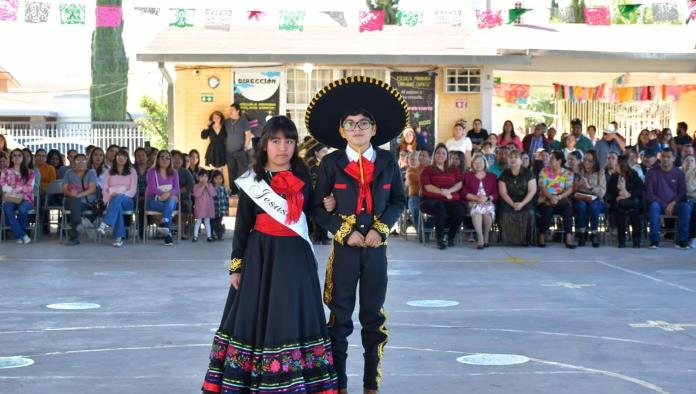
[305,76,409,149]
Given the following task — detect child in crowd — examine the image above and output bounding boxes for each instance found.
[192,170,215,242]
[481,142,496,168]
[211,170,229,241]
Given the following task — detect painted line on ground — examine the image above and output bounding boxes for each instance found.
[596,261,696,294]
[0,323,218,335]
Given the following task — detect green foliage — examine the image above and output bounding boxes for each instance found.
[90,0,128,121]
[366,0,400,24]
[525,94,556,130]
[136,96,168,149]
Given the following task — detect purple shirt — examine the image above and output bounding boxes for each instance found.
[644,166,685,209]
[145,168,180,199]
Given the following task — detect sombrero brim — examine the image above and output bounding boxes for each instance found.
[305,76,409,149]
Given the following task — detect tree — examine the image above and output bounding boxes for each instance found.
[366,0,399,25]
[90,0,128,121]
[137,96,168,149]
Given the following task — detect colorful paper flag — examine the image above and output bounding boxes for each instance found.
[133,7,159,16]
[96,5,121,28]
[433,10,462,26]
[475,9,503,29]
[204,9,232,31]
[650,2,681,24]
[247,10,265,21]
[396,10,423,27]
[24,1,50,23]
[321,11,346,27]
[690,1,696,22]
[359,10,384,32]
[618,4,642,19]
[59,3,86,25]
[169,8,194,28]
[279,10,305,31]
[0,0,18,21]
[508,8,531,24]
[550,1,584,23]
[584,6,611,25]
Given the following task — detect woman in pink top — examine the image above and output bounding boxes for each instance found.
[497,120,523,151]
[97,150,137,247]
[1,148,35,244]
[192,170,216,242]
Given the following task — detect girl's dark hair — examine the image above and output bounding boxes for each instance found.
[210,169,224,183]
[583,149,600,174]
[9,148,30,182]
[550,150,566,167]
[156,150,174,177]
[196,169,210,180]
[0,134,8,153]
[188,149,201,171]
[430,143,450,172]
[22,148,34,170]
[502,120,516,139]
[450,150,466,173]
[252,115,308,181]
[109,149,132,176]
[89,147,106,176]
[616,155,635,180]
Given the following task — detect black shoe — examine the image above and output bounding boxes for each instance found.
[675,242,690,250]
[577,232,587,247]
[483,243,490,248]
[164,234,174,246]
[447,236,455,247]
[590,233,599,248]
[192,236,198,242]
[476,244,484,250]
[207,237,214,242]
[437,237,447,250]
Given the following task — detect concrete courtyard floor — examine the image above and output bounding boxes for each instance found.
[1,232,695,393]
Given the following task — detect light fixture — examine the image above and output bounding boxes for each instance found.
[301,63,314,75]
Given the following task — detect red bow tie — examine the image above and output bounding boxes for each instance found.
[344,157,375,214]
[270,171,304,224]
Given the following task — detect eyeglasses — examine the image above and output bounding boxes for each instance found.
[159,156,171,161]
[11,154,23,158]
[341,119,373,131]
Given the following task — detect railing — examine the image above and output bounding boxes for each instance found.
[0,122,146,153]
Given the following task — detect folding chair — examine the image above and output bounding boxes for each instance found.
[43,180,64,238]
[143,193,181,243]
[60,197,97,244]
[0,189,40,242]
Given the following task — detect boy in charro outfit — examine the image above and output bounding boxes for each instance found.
[307,76,408,394]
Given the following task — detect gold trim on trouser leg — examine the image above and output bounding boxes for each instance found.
[375,307,389,388]
[323,244,335,305]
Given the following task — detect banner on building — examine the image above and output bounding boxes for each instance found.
[232,69,281,137]
[475,9,503,29]
[390,72,436,150]
[396,10,423,27]
[433,10,462,26]
[25,1,50,23]
[647,2,682,24]
[279,10,305,31]
[584,6,611,25]
[321,10,346,27]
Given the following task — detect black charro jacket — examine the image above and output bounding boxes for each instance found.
[311,147,406,244]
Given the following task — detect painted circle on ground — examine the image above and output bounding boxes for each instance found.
[46,303,101,310]
[94,271,136,277]
[656,269,696,275]
[388,269,422,276]
[0,357,34,369]
[456,354,530,366]
[407,300,459,308]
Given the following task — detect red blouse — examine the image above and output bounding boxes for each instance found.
[460,171,499,203]
[420,166,462,201]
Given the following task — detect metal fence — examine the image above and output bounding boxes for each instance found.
[0,122,146,154]
[556,100,674,145]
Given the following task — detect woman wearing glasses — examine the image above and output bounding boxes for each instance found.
[1,148,36,244]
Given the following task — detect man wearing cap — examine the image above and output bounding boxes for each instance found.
[561,118,594,153]
[594,124,625,168]
[307,77,407,394]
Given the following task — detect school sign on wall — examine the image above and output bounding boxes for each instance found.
[232,69,281,136]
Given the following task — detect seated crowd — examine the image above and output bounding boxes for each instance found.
[0,135,229,247]
[399,119,696,250]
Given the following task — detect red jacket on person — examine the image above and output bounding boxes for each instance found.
[460,171,499,203]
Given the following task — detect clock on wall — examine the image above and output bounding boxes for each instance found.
[208,76,220,89]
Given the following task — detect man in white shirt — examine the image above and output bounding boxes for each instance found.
[445,120,472,170]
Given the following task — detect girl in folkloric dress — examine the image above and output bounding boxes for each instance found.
[202,116,338,394]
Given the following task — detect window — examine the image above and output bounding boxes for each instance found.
[286,68,334,137]
[445,68,481,93]
[342,68,387,81]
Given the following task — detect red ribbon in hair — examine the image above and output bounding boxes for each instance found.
[344,157,375,214]
[270,171,305,224]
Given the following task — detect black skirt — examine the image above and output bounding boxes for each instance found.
[202,231,338,393]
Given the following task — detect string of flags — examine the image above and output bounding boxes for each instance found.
[1,2,695,29]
